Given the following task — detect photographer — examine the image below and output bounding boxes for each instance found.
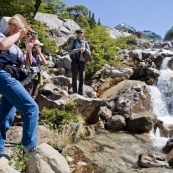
[0,14,39,157]
[24,39,47,100]
[68,28,91,95]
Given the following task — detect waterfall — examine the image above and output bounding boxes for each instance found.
[149,57,173,148]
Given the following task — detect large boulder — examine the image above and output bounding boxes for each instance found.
[126,111,157,133]
[106,115,126,131]
[100,80,153,116]
[26,143,70,173]
[7,126,55,145]
[37,94,102,124]
[0,158,19,173]
[34,12,81,46]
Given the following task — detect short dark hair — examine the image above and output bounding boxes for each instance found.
[75,28,84,33]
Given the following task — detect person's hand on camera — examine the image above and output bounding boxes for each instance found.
[34,45,42,54]
[25,33,37,50]
[19,27,29,38]
[79,46,85,53]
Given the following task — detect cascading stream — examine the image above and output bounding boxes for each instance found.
[149,57,173,148]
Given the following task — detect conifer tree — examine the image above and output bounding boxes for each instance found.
[91,12,96,23]
[98,18,101,25]
[88,10,91,19]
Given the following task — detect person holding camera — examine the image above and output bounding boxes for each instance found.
[0,14,39,157]
[68,28,91,95]
[24,39,47,100]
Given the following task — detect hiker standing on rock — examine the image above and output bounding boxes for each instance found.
[68,28,91,95]
[24,39,47,100]
[0,14,39,157]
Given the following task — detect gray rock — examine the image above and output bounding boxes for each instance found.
[138,151,169,168]
[0,158,19,173]
[106,115,126,131]
[127,111,157,133]
[26,143,70,173]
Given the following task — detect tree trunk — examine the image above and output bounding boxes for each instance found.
[33,0,42,18]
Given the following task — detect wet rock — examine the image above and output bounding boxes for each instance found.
[126,111,156,133]
[101,80,153,116]
[106,115,126,131]
[98,106,112,121]
[138,151,169,168]
[163,138,173,154]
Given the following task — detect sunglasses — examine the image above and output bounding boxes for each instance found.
[9,23,21,29]
[77,32,83,34]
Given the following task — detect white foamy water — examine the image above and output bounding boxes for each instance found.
[149,57,173,148]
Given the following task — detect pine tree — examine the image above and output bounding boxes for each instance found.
[91,12,96,23]
[88,10,91,19]
[98,18,101,25]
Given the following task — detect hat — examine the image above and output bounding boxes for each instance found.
[34,40,43,46]
[75,28,84,33]
[0,17,11,34]
[9,14,28,29]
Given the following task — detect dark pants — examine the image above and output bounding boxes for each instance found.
[71,59,85,95]
[25,78,39,100]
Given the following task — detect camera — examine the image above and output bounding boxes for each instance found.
[27,30,37,36]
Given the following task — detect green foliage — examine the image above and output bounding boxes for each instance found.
[67,5,89,18]
[39,106,79,128]
[164,26,173,41]
[98,18,101,25]
[9,145,30,172]
[83,26,137,79]
[39,0,69,18]
[83,25,117,79]
[75,15,90,29]
[0,0,35,19]
[91,12,96,23]
[114,35,136,49]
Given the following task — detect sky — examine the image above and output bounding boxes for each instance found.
[62,0,173,38]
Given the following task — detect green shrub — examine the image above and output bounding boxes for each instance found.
[39,107,78,128]
[9,144,30,172]
[84,25,136,79]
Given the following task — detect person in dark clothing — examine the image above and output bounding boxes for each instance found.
[68,29,91,95]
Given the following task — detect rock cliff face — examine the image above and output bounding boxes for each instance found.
[34,12,81,46]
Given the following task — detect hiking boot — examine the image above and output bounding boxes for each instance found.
[23,146,39,156]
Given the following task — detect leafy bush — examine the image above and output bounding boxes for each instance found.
[84,25,137,79]
[39,106,78,128]
[9,144,30,172]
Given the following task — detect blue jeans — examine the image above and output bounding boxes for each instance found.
[0,71,39,154]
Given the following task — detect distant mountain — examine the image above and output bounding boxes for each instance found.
[141,30,162,40]
[115,23,136,34]
[115,23,162,40]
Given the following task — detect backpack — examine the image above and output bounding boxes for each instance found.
[0,53,40,86]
